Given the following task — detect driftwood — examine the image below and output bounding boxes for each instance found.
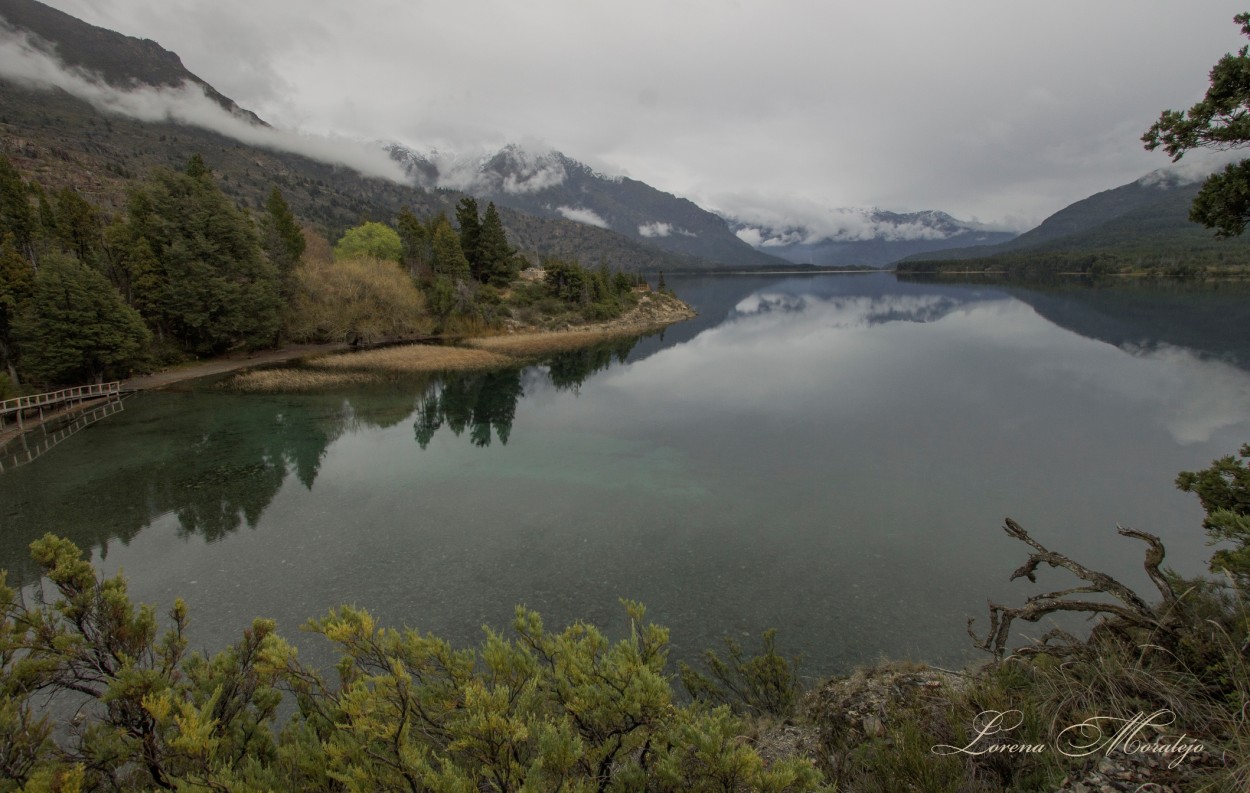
[968,518,1180,659]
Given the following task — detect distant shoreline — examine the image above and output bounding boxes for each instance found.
[122,292,697,392]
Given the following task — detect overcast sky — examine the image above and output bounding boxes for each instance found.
[33,0,1250,230]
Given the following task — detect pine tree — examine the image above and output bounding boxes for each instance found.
[431,217,472,281]
[53,186,102,265]
[185,153,211,180]
[0,155,35,262]
[14,253,150,384]
[478,202,518,286]
[396,206,431,276]
[261,188,305,296]
[0,234,33,383]
[121,167,281,355]
[455,197,483,278]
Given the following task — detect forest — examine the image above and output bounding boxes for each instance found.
[0,153,646,395]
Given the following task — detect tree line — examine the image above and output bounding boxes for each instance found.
[0,154,647,393]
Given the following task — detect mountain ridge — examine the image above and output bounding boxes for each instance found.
[896,169,1250,273]
[0,0,262,124]
[0,0,741,272]
[389,143,790,269]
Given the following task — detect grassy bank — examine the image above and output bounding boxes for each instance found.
[223,290,694,392]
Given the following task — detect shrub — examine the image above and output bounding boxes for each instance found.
[288,255,432,343]
[0,537,827,791]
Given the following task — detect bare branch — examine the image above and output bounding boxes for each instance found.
[969,519,1180,659]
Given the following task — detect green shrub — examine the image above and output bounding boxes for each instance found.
[0,536,827,790]
[680,628,803,719]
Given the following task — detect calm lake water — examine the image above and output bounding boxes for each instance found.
[3,272,1249,678]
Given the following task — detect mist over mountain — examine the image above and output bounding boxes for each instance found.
[0,0,258,122]
[722,207,1017,267]
[389,144,789,269]
[0,0,746,272]
[9,0,1230,280]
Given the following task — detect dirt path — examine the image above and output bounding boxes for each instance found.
[120,342,350,391]
[119,294,696,392]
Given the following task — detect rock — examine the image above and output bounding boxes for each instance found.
[861,715,884,737]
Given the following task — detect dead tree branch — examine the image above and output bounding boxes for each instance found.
[968,518,1179,659]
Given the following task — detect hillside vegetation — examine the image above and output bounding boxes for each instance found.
[898,175,1250,277]
[0,153,682,394]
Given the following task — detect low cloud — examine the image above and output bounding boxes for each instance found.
[638,221,672,237]
[716,194,1005,247]
[0,27,410,183]
[413,146,570,195]
[734,227,763,247]
[1136,150,1246,189]
[556,205,609,228]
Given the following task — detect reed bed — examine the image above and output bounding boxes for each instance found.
[225,369,377,392]
[465,330,636,357]
[306,344,515,373]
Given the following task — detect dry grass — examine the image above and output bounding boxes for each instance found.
[225,369,377,392]
[465,330,637,357]
[306,344,515,373]
[288,256,433,343]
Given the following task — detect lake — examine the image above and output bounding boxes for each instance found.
[2,272,1248,680]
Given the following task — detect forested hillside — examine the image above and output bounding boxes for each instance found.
[897,173,1250,276]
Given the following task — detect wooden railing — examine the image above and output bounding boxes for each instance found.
[0,381,122,431]
[0,398,125,472]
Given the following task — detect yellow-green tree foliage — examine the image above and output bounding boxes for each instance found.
[0,536,827,792]
[289,256,432,343]
[333,221,403,262]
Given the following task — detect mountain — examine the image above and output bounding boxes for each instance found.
[389,144,789,269]
[0,0,725,272]
[897,169,1250,274]
[0,0,260,123]
[724,208,1017,267]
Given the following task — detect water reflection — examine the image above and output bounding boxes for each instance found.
[415,369,524,448]
[0,338,658,583]
[1,273,1249,675]
[900,275,1250,372]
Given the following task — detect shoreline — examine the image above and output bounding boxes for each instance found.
[119,292,697,392]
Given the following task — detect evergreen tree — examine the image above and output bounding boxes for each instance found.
[396,206,431,276]
[1177,444,1250,587]
[431,216,472,281]
[0,234,33,383]
[455,196,483,277]
[185,153,211,180]
[0,155,35,262]
[14,253,150,384]
[52,186,102,265]
[121,168,281,355]
[260,188,305,296]
[613,270,632,295]
[478,201,518,286]
[1144,13,1250,236]
[32,182,57,256]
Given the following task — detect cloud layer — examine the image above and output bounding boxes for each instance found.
[0,27,409,183]
[723,198,976,244]
[22,1,1250,225]
[408,146,571,195]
